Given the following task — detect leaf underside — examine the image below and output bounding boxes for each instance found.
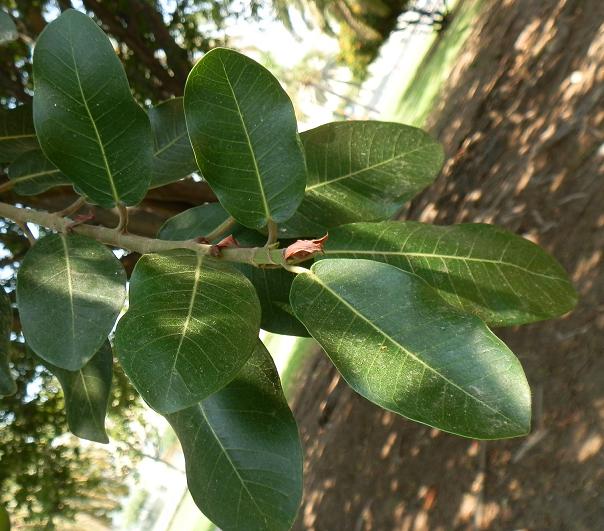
[0,105,39,163]
[184,47,306,229]
[323,221,578,326]
[17,233,126,371]
[114,250,261,414]
[166,340,303,531]
[290,259,531,439]
[8,149,69,195]
[32,9,153,207]
[279,121,444,238]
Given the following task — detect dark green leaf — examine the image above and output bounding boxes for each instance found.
[159,203,232,241]
[159,206,306,335]
[280,121,444,238]
[166,340,303,531]
[149,97,198,187]
[0,105,39,163]
[36,342,113,443]
[0,9,17,44]
[16,233,127,371]
[8,149,69,195]
[32,9,153,207]
[290,259,531,439]
[114,250,261,414]
[239,265,309,337]
[323,221,578,326]
[184,47,306,229]
[0,287,15,397]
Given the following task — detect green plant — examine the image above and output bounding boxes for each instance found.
[0,9,577,531]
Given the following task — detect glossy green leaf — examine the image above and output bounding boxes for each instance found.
[32,9,153,207]
[149,97,198,187]
[165,340,303,531]
[16,233,127,371]
[0,105,39,163]
[159,206,307,336]
[184,47,306,229]
[37,342,113,443]
[0,287,15,397]
[323,221,578,326]
[8,149,69,195]
[279,121,444,238]
[0,10,17,44]
[290,259,531,439]
[159,203,232,241]
[114,250,261,414]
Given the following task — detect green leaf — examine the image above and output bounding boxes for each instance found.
[8,149,69,195]
[0,9,17,44]
[0,105,39,163]
[165,340,303,531]
[32,9,153,208]
[0,287,15,397]
[114,250,261,414]
[323,221,578,326]
[159,206,306,335]
[16,233,126,371]
[290,259,531,439]
[280,121,444,238]
[184,47,306,230]
[149,97,198,187]
[159,203,232,241]
[36,342,113,443]
[239,265,309,337]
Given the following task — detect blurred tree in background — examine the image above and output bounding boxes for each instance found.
[272,0,412,77]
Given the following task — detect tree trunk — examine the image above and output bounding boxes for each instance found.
[292,0,604,529]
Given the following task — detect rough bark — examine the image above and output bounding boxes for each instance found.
[292,0,604,529]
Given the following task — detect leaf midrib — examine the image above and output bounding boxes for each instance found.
[11,168,61,184]
[198,403,268,523]
[324,248,564,281]
[165,253,202,398]
[218,56,271,222]
[68,27,120,205]
[1,133,36,141]
[60,234,76,357]
[304,144,428,192]
[306,272,521,429]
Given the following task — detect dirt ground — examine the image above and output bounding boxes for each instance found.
[290,0,604,529]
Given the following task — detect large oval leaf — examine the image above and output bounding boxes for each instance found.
[35,342,113,443]
[149,97,198,187]
[184,47,306,229]
[17,233,127,371]
[279,121,444,237]
[0,286,15,397]
[0,105,39,163]
[8,149,69,195]
[160,206,307,336]
[32,9,153,207]
[290,259,531,439]
[114,250,261,414]
[323,221,578,326]
[166,340,303,531]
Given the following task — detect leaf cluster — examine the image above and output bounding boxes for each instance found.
[0,9,577,530]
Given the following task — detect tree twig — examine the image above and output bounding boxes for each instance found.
[0,201,319,268]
